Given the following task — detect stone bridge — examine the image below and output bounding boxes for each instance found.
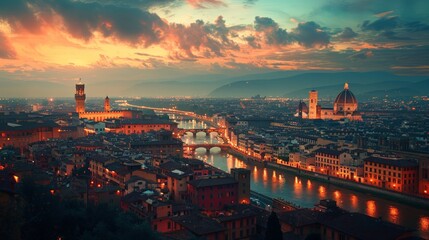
[177,128,225,137]
[183,143,230,153]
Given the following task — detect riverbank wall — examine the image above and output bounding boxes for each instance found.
[266,162,429,209]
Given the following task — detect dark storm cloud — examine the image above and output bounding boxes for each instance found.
[361,16,399,31]
[290,21,330,48]
[49,0,167,44]
[335,27,358,41]
[0,0,168,45]
[254,16,290,45]
[0,0,239,56]
[0,32,16,59]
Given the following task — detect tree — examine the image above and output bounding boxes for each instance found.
[265,211,283,240]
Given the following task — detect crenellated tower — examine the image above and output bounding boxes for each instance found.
[75,78,86,113]
[104,96,110,112]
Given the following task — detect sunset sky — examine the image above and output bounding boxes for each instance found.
[0,0,429,84]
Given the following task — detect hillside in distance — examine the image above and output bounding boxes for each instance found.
[209,72,428,98]
[0,79,70,98]
[0,71,428,98]
[287,79,429,100]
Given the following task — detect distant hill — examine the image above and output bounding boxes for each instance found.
[0,79,70,98]
[0,71,427,98]
[209,72,428,98]
[286,79,429,99]
[123,81,226,97]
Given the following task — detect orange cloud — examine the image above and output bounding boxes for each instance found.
[186,0,226,8]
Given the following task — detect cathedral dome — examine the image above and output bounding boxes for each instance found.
[334,83,357,105]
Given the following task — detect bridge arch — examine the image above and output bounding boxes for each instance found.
[184,144,229,154]
[195,131,207,138]
[209,146,221,153]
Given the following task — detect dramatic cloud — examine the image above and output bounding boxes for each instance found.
[290,21,330,48]
[361,16,399,32]
[335,27,358,41]
[50,0,168,45]
[0,0,168,45]
[0,31,16,59]
[0,0,428,79]
[254,16,290,45]
[168,17,238,58]
[0,0,45,33]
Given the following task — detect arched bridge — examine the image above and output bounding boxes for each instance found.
[177,128,225,137]
[184,143,230,153]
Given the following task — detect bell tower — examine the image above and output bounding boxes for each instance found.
[75,78,86,113]
[308,90,318,119]
[104,96,110,112]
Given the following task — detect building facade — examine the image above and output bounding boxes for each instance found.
[364,157,419,194]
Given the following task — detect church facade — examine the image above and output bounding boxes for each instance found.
[296,83,362,121]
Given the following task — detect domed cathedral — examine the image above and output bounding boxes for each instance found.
[297,83,362,121]
[334,83,358,114]
[74,79,141,121]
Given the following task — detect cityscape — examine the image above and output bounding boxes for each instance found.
[1,1,429,240]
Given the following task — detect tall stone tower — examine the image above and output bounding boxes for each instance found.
[231,168,250,204]
[308,90,318,119]
[104,96,110,112]
[75,78,86,113]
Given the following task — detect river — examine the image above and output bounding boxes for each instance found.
[176,119,429,238]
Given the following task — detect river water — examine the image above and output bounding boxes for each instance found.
[176,119,429,238]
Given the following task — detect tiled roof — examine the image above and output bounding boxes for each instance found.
[319,212,413,240]
[171,213,225,235]
[188,176,237,188]
[315,148,343,156]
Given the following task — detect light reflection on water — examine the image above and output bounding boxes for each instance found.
[177,120,429,238]
[194,151,429,238]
